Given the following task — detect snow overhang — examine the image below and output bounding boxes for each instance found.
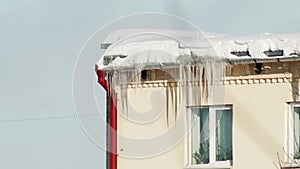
[97,29,300,71]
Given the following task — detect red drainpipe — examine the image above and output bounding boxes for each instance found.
[96,67,117,169]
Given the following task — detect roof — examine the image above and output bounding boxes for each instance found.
[100,29,227,48]
[96,29,300,71]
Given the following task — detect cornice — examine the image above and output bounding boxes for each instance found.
[123,74,295,88]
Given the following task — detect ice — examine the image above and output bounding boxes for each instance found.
[96,29,300,124]
[97,31,300,71]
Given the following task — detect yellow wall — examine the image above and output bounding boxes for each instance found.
[115,61,300,169]
[117,86,186,169]
[224,77,292,169]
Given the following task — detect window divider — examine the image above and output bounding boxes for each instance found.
[210,108,216,163]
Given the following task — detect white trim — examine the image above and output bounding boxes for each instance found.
[210,108,216,163]
[282,162,300,168]
[188,107,192,165]
[184,160,231,169]
[123,73,294,89]
[187,106,233,168]
[288,103,294,161]
[287,103,300,162]
[284,103,289,162]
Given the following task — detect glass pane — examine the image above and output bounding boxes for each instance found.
[216,109,233,161]
[192,108,209,164]
[294,106,300,159]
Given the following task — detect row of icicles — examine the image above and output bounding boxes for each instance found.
[105,59,227,126]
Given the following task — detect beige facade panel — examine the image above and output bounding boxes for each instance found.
[114,61,300,169]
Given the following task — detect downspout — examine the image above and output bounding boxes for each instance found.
[96,66,117,169]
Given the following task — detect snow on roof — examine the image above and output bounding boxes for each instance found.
[97,29,300,70]
[100,29,227,48]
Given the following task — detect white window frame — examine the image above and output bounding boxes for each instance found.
[186,105,232,169]
[287,103,300,163]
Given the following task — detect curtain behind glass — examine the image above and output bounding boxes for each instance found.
[199,108,209,164]
[216,109,232,161]
[192,108,209,164]
[294,107,300,157]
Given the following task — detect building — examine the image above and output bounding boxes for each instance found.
[96,29,300,169]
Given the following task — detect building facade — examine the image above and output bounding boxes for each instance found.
[96,29,300,169]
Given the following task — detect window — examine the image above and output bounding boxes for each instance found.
[141,70,149,81]
[288,103,300,160]
[230,50,251,57]
[190,105,233,167]
[263,49,284,57]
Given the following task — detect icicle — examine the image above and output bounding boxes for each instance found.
[179,64,183,105]
[171,84,178,125]
[199,64,204,105]
[195,64,202,105]
[174,84,178,123]
[108,72,112,97]
[179,64,188,128]
[191,65,195,105]
[166,85,169,127]
[120,78,128,117]
[169,84,176,126]
[188,65,192,107]
[133,67,143,98]
[184,65,189,106]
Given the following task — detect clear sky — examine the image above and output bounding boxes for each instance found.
[1,0,300,168]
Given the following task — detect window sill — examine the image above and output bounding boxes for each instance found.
[184,160,232,169]
[282,162,300,169]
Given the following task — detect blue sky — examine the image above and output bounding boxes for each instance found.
[1,0,300,168]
